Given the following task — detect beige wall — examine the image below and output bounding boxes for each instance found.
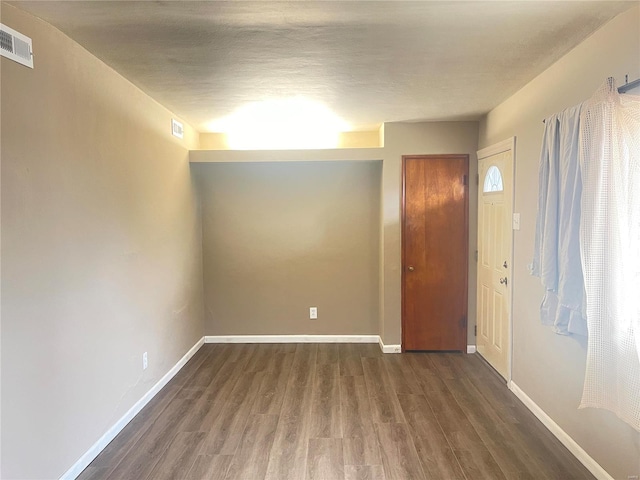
[196,161,381,336]
[1,5,204,479]
[380,122,480,346]
[479,6,640,479]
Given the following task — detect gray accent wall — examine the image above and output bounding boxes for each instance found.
[195,161,381,337]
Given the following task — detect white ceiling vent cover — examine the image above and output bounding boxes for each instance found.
[0,23,33,68]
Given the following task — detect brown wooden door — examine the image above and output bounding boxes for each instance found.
[402,155,468,351]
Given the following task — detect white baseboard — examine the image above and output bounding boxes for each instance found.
[204,335,404,354]
[378,336,401,353]
[60,337,205,480]
[204,334,379,344]
[467,345,477,354]
[508,381,613,480]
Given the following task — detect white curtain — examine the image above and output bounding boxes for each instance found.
[532,104,588,336]
[579,79,640,431]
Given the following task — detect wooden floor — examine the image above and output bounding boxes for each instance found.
[79,344,594,480]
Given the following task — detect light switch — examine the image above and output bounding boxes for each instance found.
[512,213,521,230]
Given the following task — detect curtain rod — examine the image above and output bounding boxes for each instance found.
[618,77,640,93]
[542,76,640,123]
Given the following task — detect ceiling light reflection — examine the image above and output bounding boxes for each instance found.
[208,98,349,150]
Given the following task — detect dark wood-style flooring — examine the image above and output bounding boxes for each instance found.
[78,344,594,480]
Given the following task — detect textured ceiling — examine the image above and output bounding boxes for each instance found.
[11,1,635,132]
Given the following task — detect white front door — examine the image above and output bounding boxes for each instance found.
[476,139,514,380]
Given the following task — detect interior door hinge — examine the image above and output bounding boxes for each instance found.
[476,173,480,185]
[474,325,477,336]
[475,250,479,262]
[463,174,468,185]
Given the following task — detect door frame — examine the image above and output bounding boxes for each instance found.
[401,154,469,352]
[476,137,515,381]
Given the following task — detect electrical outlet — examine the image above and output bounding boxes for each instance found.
[142,352,148,370]
[309,307,318,319]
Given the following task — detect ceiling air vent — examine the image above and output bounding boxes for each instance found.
[171,119,184,139]
[0,23,33,69]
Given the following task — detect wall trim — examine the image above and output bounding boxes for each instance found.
[204,334,379,344]
[59,337,205,480]
[190,147,384,163]
[477,136,516,159]
[467,345,477,354]
[508,381,613,480]
[204,335,404,354]
[378,336,401,354]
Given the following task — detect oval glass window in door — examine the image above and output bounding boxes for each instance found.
[483,165,504,192]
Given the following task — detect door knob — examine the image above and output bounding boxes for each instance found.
[500,277,508,285]
[407,266,415,272]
